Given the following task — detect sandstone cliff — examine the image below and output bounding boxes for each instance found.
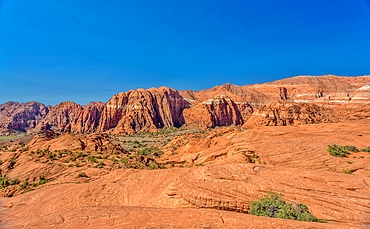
[244,101,337,127]
[41,101,104,133]
[0,75,369,135]
[183,95,244,128]
[0,101,49,134]
[98,87,189,134]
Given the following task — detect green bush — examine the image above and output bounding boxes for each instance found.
[0,176,9,188]
[18,181,28,190]
[327,144,351,157]
[121,157,129,166]
[344,146,358,152]
[248,192,325,223]
[9,178,20,185]
[138,147,164,158]
[342,168,353,174]
[88,156,97,164]
[361,146,370,153]
[38,175,49,185]
[78,172,88,177]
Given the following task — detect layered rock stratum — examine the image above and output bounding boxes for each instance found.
[0,101,49,134]
[0,75,369,134]
[98,87,189,134]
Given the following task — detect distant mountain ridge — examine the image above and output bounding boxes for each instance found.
[1,75,369,134]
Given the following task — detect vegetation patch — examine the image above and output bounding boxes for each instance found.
[78,172,88,178]
[327,144,359,157]
[248,192,326,223]
[342,168,353,174]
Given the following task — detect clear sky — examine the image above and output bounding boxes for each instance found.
[1,0,370,105]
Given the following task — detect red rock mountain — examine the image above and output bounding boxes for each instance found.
[41,101,104,133]
[0,75,369,134]
[0,101,49,134]
[98,87,189,134]
[183,95,244,128]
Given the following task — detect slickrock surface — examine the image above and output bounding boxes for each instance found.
[244,101,337,127]
[98,87,189,134]
[183,95,244,128]
[0,101,49,134]
[160,119,370,176]
[27,133,126,153]
[0,164,368,228]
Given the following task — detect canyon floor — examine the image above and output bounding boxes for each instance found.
[0,118,369,228]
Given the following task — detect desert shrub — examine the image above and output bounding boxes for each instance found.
[342,168,353,174]
[0,160,3,165]
[48,153,55,160]
[97,161,105,168]
[0,176,9,188]
[121,157,129,166]
[343,145,359,152]
[361,146,370,153]
[111,157,118,164]
[327,144,350,157]
[248,192,325,223]
[9,158,16,168]
[78,172,88,178]
[88,156,97,164]
[38,175,49,185]
[148,164,157,170]
[18,181,28,190]
[9,178,20,185]
[138,147,164,158]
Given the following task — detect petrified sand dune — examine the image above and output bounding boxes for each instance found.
[27,132,126,153]
[1,164,369,228]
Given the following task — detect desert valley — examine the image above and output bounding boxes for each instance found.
[0,75,369,228]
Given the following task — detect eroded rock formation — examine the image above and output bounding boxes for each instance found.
[245,101,337,126]
[41,101,104,133]
[0,101,49,134]
[183,95,244,128]
[98,87,189,134]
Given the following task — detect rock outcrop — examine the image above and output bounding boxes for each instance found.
[27,132,126,153]
[0,101,49,134]
[183,95,244,128]
[245,101,337,126]
[0,75,369,135]
[41,101,104,133]
[98,87,189,134]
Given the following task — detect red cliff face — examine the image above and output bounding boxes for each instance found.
[42,101,104,133]
[98,87,189,134]
[0,101,49,134]
[183,95,244,128]
[244,101,337,127]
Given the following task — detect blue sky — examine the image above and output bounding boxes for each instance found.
[1,0,370,105]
